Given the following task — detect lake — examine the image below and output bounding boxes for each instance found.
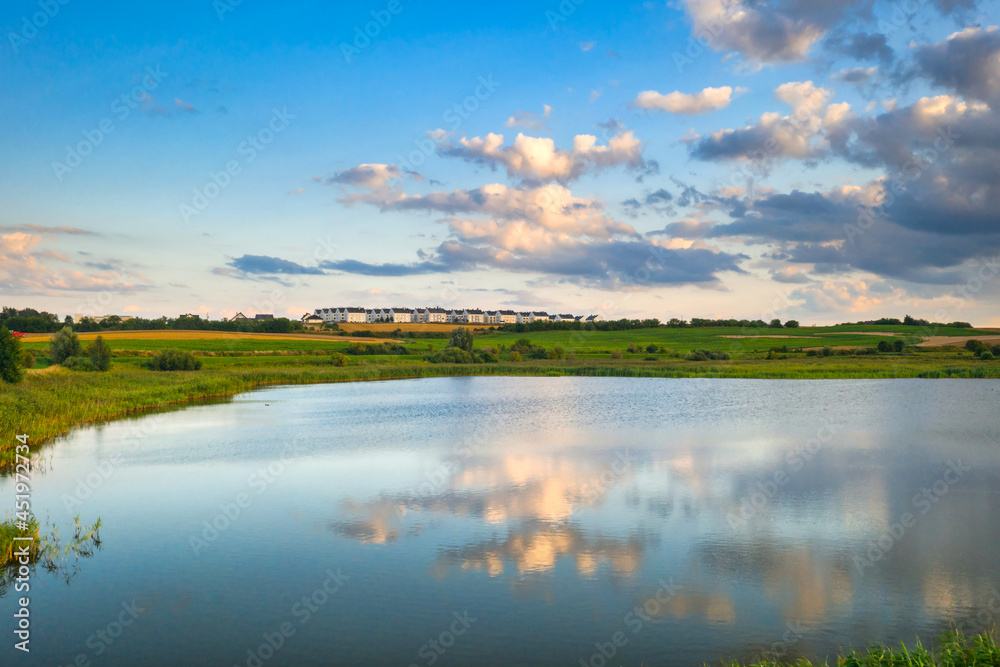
[2,377,999,666]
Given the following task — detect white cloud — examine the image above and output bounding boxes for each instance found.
[634,86,741,115]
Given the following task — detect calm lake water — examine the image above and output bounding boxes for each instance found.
[3,377,1000,666]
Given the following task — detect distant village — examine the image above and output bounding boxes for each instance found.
[303,307,604,326]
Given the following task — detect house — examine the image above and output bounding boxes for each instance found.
[230,312,249,321]
[344,307,367,323]
[498,310,518,325]
[302,313,323,324]
[485,310,501,324]
[516,312,531,324]
[178,313,201,319]
[447,310,462,323]
[528,312,550,323]
[464,308,485,324]
[424,307,448,323]
[388,308,413,323]
[315,307,342,323]
[553,314,575,322]
[581,314,603,323]
[255,314,274,320]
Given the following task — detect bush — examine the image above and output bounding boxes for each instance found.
[769,319,783,328]
[626,342,640,354]
[427,347,474,364]
[21,350,34,369]
[478,351,499,363]
[63,356,96,371]
[980,351,995,360]
[965,339,988,354]
[610,350,623,359]
[646,344,660,354]
[685,349,731,361]
[992,345,1000,357]
[0,326,24,383]
[87,335,112,371]
[784,320,799,328]
[893,339,905,353]
[147,349,202,371]
[329,352,349,366]
[548,346,565,360]
[877,340,892,353]
[821,346,833,357]
[50,326,81,364]
[805,349,818,357]
[507,351,522,362]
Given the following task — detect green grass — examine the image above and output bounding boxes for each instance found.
[3,326,998,470]
[721,630,1000,666]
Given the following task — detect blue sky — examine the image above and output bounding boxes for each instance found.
[2,0,999,324]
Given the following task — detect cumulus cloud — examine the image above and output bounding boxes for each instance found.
[688,81,848,162]
[910,26,1000,104]
[435,131,651,183]
[634,86,741,115]
[681,0,858,65]
[327,163,403,190]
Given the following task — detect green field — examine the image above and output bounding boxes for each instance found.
[3,325,999,470]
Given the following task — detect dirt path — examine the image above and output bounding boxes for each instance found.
[917,335,1000,348]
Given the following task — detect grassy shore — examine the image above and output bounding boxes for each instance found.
[721,630,999,666]
[3,326,999,470]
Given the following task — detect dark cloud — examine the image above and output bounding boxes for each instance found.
[824,31,893,64]
[911,27,1000,104]
[646,188,673,204]
[320,259,446,276]
[226,255,324,275]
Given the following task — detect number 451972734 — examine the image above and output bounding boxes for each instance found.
[15,434,31,526]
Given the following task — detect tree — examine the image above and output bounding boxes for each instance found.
[877,340,892,353]
[769,319,783,328]
[784,320,799,328]
[448,327,474,353]
[87,335,113,371]
[0,326,24,383]
[50,326,82,364]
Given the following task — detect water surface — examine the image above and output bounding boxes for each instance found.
[2,377,999,666]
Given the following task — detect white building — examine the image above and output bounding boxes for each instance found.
[388,308,413,323]
[421,307,448,323]
[344,307,366,323]
[464,309,485,324]
[447,310,462,323]
[498,310,518,325]
[553,314,575,322]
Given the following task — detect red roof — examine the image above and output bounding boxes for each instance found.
[11,331,27,337]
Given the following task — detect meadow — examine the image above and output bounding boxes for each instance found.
[3,324,999,470]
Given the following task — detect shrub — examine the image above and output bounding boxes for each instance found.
[805,349,818,357]
[507,351,522,362]
[478,352,499,363]
[147,349,202,371]
[87,335,112,371]
[627,342,640,354]
[511,337,534,353]
[63,356,96,371]
[980,351,995,360]
[428,347,473,364]
[0,326,24,383]
[685,349,730,361]
[527,347,549,360]
[769,319,783,328]
[893,339,905,353]
[610,350,623,359]
[646,344,660,354]
[548,346,565,360]
[21,350,35,369]
[643,356,657,361]
[877,340,892,353]
[784,320,799,328]
[992,345,1000,357]
[329,352,349,366]
[965,339,988,354]
[50,326,81,364]
[821,346,833,357]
